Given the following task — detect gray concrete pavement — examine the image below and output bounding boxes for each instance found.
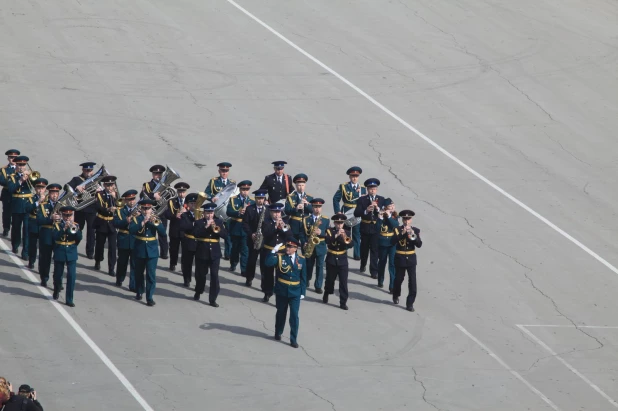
[1,0,618,410]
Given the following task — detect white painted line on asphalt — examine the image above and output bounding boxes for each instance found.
[521,325,618,329]
[517,325,618,408]
[455,324,560,410]
[0,239,154,411]
[223,0,618,278]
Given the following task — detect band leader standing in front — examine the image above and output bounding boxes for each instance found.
[353,178,385,278]
[391,210,423,312]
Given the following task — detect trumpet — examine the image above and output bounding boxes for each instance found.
[143,212,160,226]
[207,218,220,233]
[338,228,352,244]
[277,217,290,231]
[64,220,79,234]
[405,226,417,240]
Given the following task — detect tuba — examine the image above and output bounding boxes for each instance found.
[152,165,181,217]
[65,164,110,211]
[193,192,208,220]
[302,216,321,258]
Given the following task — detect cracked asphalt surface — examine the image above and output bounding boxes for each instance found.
[2,0,618,410]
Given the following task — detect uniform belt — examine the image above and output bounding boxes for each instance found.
[29,215,37,219]
[40,225,53,229]
[290,216,303,221]
[196,238,218,243]
[380,232,394,237]
[97,214,114,221]
[12,194,33,198]
[361,220,376,224]
[135,236,157,241]
[231,217,242,222]
[396,250,416,255]
[118,229,129,234]
[278,278,300,286]
[55,241,75,246]
[263,244,285,252]
[343,203,357,208]
[327,249,346,255]
[184,234,196,240]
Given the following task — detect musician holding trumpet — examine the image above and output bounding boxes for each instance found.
[36,183,62,287]
[113,189,139,290]
[353,178,385,278]
[323,213,354,310]
[391,210,423,312]
[192,202,227,307]
[6,155,35,259]
[226,180,254,276]
[129,199,167,306]
[284,173,313,239]
[376,198,398,292]
[259,203,292,303]
[94,176,119,276]
[52,206,82,307]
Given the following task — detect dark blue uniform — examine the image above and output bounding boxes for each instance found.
[376,215,398,290]
[391,226,423,310]
[324,226,353,307]
[52,222,83,306]
[140,179,169,259]
[0,163,17,235]
[36,200,58,284]
[66,174,98,258]
[241,201,267,284]
[26,193,43,268]
[129,215,167,304]
[259,173,294,204]
[284,192,313,238]
[179,211,197,286]
[300,214,329,292]
[192,217,227,305]
[266,251,306,346]
[164,196,186,270]
[7,173,34,257]
[333,182,366,259]
[226,194,253,274]
[260,216,292,298]
[94,191,118,275]
[113,206,137,289]
[354,194,385,277]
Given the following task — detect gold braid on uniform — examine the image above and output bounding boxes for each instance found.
[277,254,292,273]
[341,184,354,202]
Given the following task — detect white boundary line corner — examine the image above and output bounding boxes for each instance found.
[0,239,155,411]
[517,324,618,408]
[455,324,560,410]
[223,0,618,278]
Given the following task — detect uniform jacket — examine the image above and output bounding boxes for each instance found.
[94,191,117,232]
[66,174,97,214]
[140,179,158,200]
[113,206,137,250]
[52,221,83,262]
[284,191,313,236]
[179,211,197,252]
[376,215,400,247]
[192,218,228,260]
[266,252,307,297]
[27,193,43,234]
[0,164,16,201]
[36,200,58,246]
[227,195,254,236]
[7,173,34,213]
[354,195,386,235]
[164,197,187,238]
[391,226,423,267]
[325,226,353,266]
[259,173,293,203]
[333,182,367,214]
[299,214,330,257]
[129,215,167,258]
[242,203,266,242]
[205,176,235,199]
[262,216,293,249]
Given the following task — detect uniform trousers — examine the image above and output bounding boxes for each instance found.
[360,232,379,275]
[158,218,168,258]
[306,251,325,289]
[195,258,220,303]
[28,231,39,266]
[378,245,396,289]
[75,211,96,256]
[260,248,276,296]
[275,294,300,344]
[325,263,349,305]
[38,243,53,282]
[134,256,157,302]
[10,213,28,255]
[53,260,76,304]
[169,236,181,267]
[95,231,117,273]
[244,244,260,281]
[230,232,248,272]
[180,247,195,285]
[351,222,361,259]
[116,248,135,289]
[1,195,11,233]
[394,265,417,308]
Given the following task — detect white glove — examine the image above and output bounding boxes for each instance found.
[300,295,305,300]
[273,242,284,253]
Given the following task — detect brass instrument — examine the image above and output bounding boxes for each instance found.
[116,198,125,209]
[211,222,220,233]
[302,215,321,257]
[339,228,352,244]
[193,192,208,220]
[24,164,41,191]
[150,214,161,226]
[152,165,181,217]
[63,220,79,234]
[277,217,290,231]
[405,226,417,240]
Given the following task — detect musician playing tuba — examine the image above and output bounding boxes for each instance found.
[323,213,353,310]
[140,164,169,260]
[204,162,235,261]
[226,180,254,276]
[300,198,329,296]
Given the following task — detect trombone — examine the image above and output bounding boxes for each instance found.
[25,164,41,192]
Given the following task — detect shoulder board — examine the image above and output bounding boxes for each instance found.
[211,177,217,182]
[394,228,399,235]
[230,179,236,183]
[321,215,329,220]
[326,228,331,236]
[132,217,137,224]
[231,195,238,199]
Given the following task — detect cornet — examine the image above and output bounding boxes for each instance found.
[143,212,160,226]
[64,220,79,234]
[338,228,352,244]
[207,218,220,233]
[277,217,290,231]
[405,226,417,240]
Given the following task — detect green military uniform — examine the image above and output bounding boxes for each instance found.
[300,198,329,293]
[7,156,34,258]
[332,167,367,260]
[376,198,398,291]
[36,184,61,286]
[113,190,138,290]
[226,180,254,275]
[26,179,49,269]
[205,162,235,259]
[52,207,83,307]
[265,239,307,348]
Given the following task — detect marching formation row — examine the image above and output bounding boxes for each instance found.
[0,149,423,348]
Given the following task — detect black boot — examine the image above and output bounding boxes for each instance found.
[322,293,328,304]
[94,261,101,270]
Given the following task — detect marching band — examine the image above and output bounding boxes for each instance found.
[0,151,424,348]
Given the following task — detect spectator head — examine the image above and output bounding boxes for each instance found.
[0,386,10,405]
[0,377,7,387]
[18,384,33,398]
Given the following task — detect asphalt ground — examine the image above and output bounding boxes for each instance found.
[1,0,618,410]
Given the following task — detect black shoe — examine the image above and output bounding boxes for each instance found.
[27,263,34,269]
[193,292,200,301]
[223,256,230,261]
[21,254,28,261]
[377,283,383,288]
[240,272,246,277]
[353,256,361,261]
[66,302,75,307]
[262,294,270,303]
[229,265,236,272]
[87,254,94,260]
[147,300,156,306]
[290,342,299,348]
[53,290,59,300]
[275,334,281,341]
[170,265,176,271]
[12,248,18,253]
[340,304,348,310]
[94,262,101,270]
[322,294,328,304]
[108,271,115,277]
[129,287,136,292]
[393,296,399,305]
[184,282,191,288]
[245,280,252,287]
[407,306,415,312]
[160,255,169,260]
[315,288,323,294]
[370,274,377,279]
[60,285,64,291]
[41,281,47,287]
[359,266,366,273]
[135,294,142,301]
[2,231,8,237]
[115,282,122,287]
[389,288,393,294]
[209,301,219,308]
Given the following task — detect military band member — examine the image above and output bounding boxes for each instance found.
[300,198,329,294]
[204,162,234,260]
[66,162,100,259]
[354,178,385,278]
[0,149,20,237]
[266,238,306,348]
[323,214,353,310]
[284,173,313,239]
[52,206,82,307]
[376,198,398,292]
[192,202,227,307]
[391,210,423,312]
[226,180,253,275]
[129,199,166,306]
[140,164,169,260]
[36,183,62,286]
[94,176,118,276]
[179,193,198,287]
[113,190,138,290]
[164,182,189,271]
[333,166,366,260]
[7,155,34,259]
[26,178,48,269]
[260,203,292,302]
[259,161,294,204]
[242,189,267,287]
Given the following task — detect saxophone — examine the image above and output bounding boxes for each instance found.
[302,215,321,257]
[253,206,266,250]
